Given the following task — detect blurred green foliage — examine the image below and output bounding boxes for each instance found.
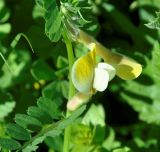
[0,0,160,152]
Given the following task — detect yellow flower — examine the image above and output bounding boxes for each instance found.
[67,31,142,111]
[71,42,142,93]
[78,30,142,80]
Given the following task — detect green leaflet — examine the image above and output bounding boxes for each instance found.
[42,80,69,102]
[35,0,62,42]
[6,124,31,141]
[27,106,53,124]
[37,97,61,119]
[47,25,62,42]
[0,138,21,150]
[15,114,42,131]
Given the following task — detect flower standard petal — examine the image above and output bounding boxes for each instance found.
[71,45,96,93]
[93,67,110,92]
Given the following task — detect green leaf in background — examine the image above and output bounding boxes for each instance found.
[0,23,11,39]
[0,93,15,120]
[131,0,160,9]
[102,3,149,50]
[150,41,160,83]
[0,0,10,22]
[120,42,160,125]
[0,0,11,40]
[31,59,55,81]
[0,138,21,150]
[32,3,45,19]
[112,147,132,152]
[0,50,31,89]
[15,114,42,131]
[0,100,15,119]
[6,123,31,141]
[145,12,160,30]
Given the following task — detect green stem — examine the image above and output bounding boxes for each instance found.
[62,32,75,152]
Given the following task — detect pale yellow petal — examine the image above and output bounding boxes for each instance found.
[71,45,96,93]
[115,55,142,80]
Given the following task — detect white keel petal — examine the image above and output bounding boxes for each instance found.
[98,63,116,81]
[93,67,109,92]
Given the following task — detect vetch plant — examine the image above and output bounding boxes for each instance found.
[0,0,145,152]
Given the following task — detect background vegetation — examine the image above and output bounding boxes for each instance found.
[0,0,160,151]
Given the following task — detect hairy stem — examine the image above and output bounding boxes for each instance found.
[62,31,75,152]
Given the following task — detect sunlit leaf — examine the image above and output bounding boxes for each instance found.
[0,101,15,119]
